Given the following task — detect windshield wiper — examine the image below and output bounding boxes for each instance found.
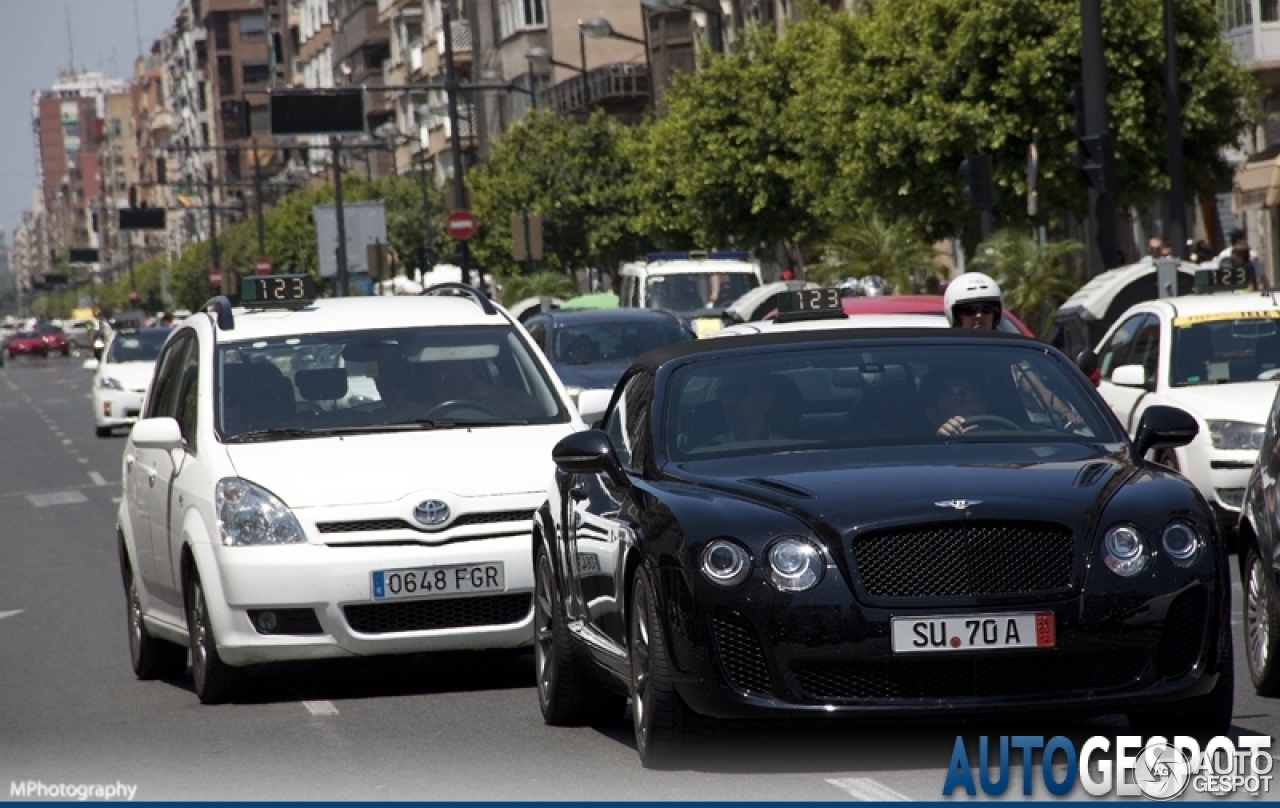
[433,419,530,429]
[322,419,439,432]
[224,428,315,443]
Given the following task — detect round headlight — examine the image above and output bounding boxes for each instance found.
[1161,521,1201,567]
[700,539,751,586]
[765,537,824,592]
[1103,524,1150,577]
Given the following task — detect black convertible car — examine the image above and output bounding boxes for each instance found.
[533,329,1232,767]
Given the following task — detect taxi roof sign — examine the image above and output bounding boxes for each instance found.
[775,288,846,323]
[1194,257,1251,294]
[240,274,316,309]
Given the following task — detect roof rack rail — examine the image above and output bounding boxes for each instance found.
[420,282,497,315]
[202,296,234,330]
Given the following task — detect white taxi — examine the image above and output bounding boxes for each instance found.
[117,279,580,703]
[92,327,171,437]
[1092,287,1280,536]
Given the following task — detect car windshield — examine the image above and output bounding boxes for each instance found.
[106,330,170,363]
[665,343,1118,460]
[646,272,758,313]
[552,320,692,365]
[216,324,568,440]
[1171,313,1280,386]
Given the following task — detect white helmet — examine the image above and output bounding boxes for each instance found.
[943,272,1003,327]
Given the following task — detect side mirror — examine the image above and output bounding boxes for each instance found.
[130,417,184,451]
[1133,405,1198,458]
[574,389,613,427]
[552,429,626,487]
[1110,364,1148,388]
[1075,349,1098,376]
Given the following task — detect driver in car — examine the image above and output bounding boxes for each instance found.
[923,373,991,437]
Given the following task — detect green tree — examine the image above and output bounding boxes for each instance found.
[969,229,1082,338]
[810,214,943,292]
[468,110,648,277]
[784,0,1255,242]
[496,271,579,304]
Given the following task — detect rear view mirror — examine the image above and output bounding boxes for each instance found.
[574,389,613,426]
[553,429,626,487]
[1075,349,1098,376]
[1110,364,1147,388]
[130,417,185,451]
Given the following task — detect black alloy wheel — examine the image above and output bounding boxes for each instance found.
[125,565,187,680]
[533,541,625,725]
[1245,545,1280,696]
[188,571,243,705]
[629,567,690,769]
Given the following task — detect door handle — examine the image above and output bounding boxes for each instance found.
[125,454,134,470]
[148,471,156,487]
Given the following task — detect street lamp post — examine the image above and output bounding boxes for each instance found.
[375,121,436,280]
[578,20,591,106]
[526,47,586,114]
[580,15,653,114]
[441,1,470,276]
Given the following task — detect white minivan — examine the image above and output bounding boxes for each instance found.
[618,251,762,337]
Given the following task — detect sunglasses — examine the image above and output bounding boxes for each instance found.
[944,384,978,398]
[957,303,997,317]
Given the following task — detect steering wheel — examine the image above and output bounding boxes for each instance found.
[962,415,1024,431]
[424,399,498,419]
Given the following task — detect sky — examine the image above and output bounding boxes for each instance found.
[0,0,175,243]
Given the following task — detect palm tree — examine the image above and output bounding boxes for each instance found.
[969,230,1082,339]
[497,271,578,305]
[812,214,943,293]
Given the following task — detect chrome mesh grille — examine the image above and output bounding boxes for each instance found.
[852,521,1074,598]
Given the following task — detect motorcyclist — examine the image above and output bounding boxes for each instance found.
[943,272,1003,330]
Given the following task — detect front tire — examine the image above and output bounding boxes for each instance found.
[1244,544,1280,696]
[534,541,625,725]
[188,571,242,705]
[630,566,690,769]
[125,568,187,680]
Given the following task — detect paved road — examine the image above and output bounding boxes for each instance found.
[0,357,1275,801]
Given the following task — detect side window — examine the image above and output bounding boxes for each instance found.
[144,333,189,419]
[172,339,201,450]
[1128,316,1162,383]
[1098,315,1144,380]
[604,373,652,471]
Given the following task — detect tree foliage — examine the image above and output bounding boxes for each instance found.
[969,230,1083,338]
[809,214,943,292]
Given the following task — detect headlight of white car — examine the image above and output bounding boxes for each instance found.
[98,376,124,391]
[1207,420,1264,451]
[215,477,307,546]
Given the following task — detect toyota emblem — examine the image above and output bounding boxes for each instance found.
[414,500,451,527]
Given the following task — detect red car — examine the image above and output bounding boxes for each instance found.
[766,294,1036,337]
[7,331,50,357]
[36,323,70,355]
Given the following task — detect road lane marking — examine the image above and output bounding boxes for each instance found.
[26,491,89,507]
[826,778,910,801]
[0,610,24,621]
[88,472,107,486]
[61,439,72,445]
[303,700,339,716]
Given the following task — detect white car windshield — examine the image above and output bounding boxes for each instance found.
[646,272,758,313]
[217,324,568,441]
[1171,313,1280,386]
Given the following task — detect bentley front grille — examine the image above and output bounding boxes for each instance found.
[852,521,1074,599]
[791,652,1144,702]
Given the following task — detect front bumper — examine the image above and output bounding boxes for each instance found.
[660,567,1227,721]
[193,533,535,666]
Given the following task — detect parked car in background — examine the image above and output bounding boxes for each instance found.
[92,327,172,437]
[36,322,70,356]
[6,331,49,358]
[522,308,695,424]
[1090,288,1280,540]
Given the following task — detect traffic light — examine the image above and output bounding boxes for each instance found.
[1074,133,1111,194]
[1066,84,1085,139]
[959,154,995,210]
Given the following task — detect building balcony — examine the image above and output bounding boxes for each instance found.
[377,0,418,24]
[383,58,409,86]
[425,105,476,157]
[420,20,471,76]
[1224,21,1280,79]
[537,63,649,120]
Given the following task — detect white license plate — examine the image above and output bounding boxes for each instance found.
[891,612,1055,653]
[371,562,505,600]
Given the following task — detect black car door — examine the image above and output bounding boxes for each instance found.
[568,372,652,653]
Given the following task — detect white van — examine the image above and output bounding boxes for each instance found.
[618,251,763,337]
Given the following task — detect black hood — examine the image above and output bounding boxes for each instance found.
[665,442,1134,535]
